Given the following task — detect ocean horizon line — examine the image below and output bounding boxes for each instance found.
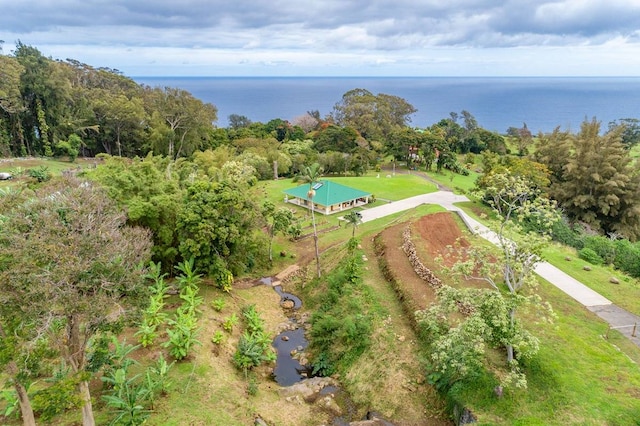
[133,75,640,79]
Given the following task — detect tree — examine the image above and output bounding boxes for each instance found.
[0,55,25,156]
[176,179,264,277]
[313,124,359,153]
[86,154,184,270]
[0,177,152,426]
[427,173,558,390]
[144,86,218,159]
[463,172,558,362]
[228,114,252,130]
[14,43,72,157]
[343,210,362,238]
[507,122,533,156]
[332,89,416,141]
[262,201,294,262]
[537,119,640,239]
[92,91,145,156]
[608,118,640,148]
[293,163,324,277]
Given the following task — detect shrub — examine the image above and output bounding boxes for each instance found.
[31,376,83,421]
[551,218,584,249]
[583,236,616,264]
[223,313,238,332]
[613,239,640,277]
[135,320,158,348]
[211,330,225,345]
[233,331,275,371]
[578,247,604,265]
[308,250,374,376]
[211,297,226,312]
[27,165,51,182]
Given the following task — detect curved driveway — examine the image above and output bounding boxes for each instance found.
[358,190,640,346]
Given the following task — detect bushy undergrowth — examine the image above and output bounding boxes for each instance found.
[305,239,378,376]
[551,216,640,277]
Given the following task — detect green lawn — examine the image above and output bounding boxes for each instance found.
[254,171,437,206]
[542,243,640,317]
[0,157,97,187]
[423,168,480,194]
[462,274,640,425]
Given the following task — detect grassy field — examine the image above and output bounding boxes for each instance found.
[423,167,480,194]
[255,171,437,206]
[542,243,640,316]
[0,157,97,188]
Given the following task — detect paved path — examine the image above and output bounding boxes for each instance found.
[359,189,640,346]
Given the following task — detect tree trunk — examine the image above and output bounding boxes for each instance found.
[311,207,321,278]
[79,380,95,426]
[268,234,274,262]
[507,308,516,363]
[13,374,36,426]
[0,323,36,426]
[67,315,95,426]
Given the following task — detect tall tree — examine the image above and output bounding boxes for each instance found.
[92,91,145,156]
[608,118,640,149]
[0,178,152,426]
[538,119,640,239]
[86,154,184,269]
[293,163,324,277]
[144,86,218,159]
[177,178,263,277]
[0,55,25,155]
[332,89,416,141]
[262,201,294,262]
[14,42,71,156]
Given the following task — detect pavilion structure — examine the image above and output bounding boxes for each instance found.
[283,180,371,215]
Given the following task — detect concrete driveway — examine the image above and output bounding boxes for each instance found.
[358,190,640,346]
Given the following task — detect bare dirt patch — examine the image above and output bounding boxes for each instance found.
[414,212,468,263]
[376,211,471,312]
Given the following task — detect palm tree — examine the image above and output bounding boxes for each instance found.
[293,163,323,278]
[343,210,363,238]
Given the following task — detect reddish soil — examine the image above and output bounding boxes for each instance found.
[414,212,468,264]
[377,212,477,311]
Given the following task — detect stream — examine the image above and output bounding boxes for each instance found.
[259,276,397,425]
[260,277,309,386]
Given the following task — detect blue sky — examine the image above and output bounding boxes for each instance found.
[1,0,640,77]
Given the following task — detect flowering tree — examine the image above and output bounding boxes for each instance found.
[418,172,558,390]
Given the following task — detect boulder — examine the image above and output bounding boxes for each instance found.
[583,265,592,271]
[609,277,620,284]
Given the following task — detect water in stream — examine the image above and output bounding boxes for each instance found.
[260,277,309,386]
[261,276,396,425]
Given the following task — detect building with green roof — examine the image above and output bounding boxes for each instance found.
[283,180,371,215]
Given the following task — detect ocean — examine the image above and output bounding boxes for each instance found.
[132,76,640,134]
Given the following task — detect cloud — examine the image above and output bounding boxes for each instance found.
[1,0,639,75]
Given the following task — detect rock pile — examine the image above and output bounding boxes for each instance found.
[401,227,443,290]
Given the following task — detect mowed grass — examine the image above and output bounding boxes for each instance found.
[542,243,640,317]
[463,276,640,425]
[423,167,480,194]
[0,157,97,188]
[438,231,640,424]
[254,171,437,207]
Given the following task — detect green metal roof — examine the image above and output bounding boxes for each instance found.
[283,180,371,206]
